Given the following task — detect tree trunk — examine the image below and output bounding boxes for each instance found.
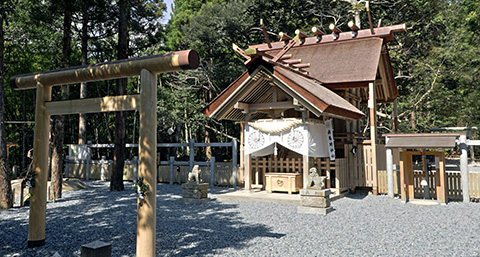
[50,1,72,200]
[78,7,88,145]
[0,11,13,209]
[111,0,128,191]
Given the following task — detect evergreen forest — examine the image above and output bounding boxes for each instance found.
[0,0,479,208]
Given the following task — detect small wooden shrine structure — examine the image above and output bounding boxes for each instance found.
[385,133,465,204]
[204,23,406,194]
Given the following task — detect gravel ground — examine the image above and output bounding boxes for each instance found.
[1,181,480,257]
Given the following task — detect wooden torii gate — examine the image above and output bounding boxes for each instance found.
[10,50,199,256]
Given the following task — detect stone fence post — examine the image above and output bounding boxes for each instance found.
[100,156,107,181]
[210,157,215,187]
[169,156,175,185]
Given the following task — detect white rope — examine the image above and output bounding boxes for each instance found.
[248,119,304,134]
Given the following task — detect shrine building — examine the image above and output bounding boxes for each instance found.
[204,23,406,195]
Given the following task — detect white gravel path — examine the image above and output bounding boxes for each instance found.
[1,181,480,256]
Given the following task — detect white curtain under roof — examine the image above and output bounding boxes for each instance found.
[244,119,335,160]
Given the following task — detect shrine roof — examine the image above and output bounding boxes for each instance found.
[203,65,364,121]
[272,65,364,119]
[384,133,463,148]
[267,38,382,85]
[203,23,406,121]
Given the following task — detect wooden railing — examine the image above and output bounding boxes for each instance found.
[377,170,480,200]
[250,157,302,185]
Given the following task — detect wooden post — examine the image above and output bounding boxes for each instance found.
[435,154,442,201]
[399,149,406,202]
[210,156,215,187]
[406,152,414,200]
[244,153,251,190]
[368,82,378,194]
[189,138,195,172]
[28,83,51,248]
[169,156,174,185]
[423,151,431,199]
[232,138,238,187]
[386,146,394,198]
[460,135,470,203]
[133,156,138,184]
[303,155,309,189]
[439,150,447,204]
[136,69,157,257]
[239,125,244,187]
[85,145,91,181]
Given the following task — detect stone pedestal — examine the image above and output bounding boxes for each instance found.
[297,188,333,215]
[182,183,209,204]
[81,240,111,257]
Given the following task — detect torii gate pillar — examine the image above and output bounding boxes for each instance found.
[27,83,51,247]
[137,69,157,256]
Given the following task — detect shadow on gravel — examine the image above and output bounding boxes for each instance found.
[1,182,284,257]
[345,193,368,200]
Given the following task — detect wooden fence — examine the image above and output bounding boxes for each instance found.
[378,170,480,200]
[362,143,386,188]
[65,159,136,181]
[157,162,239,186]
[334,158,349,193]
[66,159,239,186]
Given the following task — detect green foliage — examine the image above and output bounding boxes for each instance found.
[132,176,149,206]
[2,0,480,169]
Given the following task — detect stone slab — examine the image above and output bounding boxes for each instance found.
[297,206,334,215]
[182,198,211,204]
[182,183,209,190]
[81,240,111,257]
[182,183,209,202]
[299,188,331,197]
[301,195,330,208]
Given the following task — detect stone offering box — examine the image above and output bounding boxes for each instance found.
[182,183,209,204]
[265,173,302,194]
[297,188,333,215]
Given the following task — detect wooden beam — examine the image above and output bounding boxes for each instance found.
[260,19,272,48]
[279,54,293,60]
[249,24,407,53]
[234,101,295,113]
[291,63,310,69]
[45,94,140,115]
[272,38,297,62]
[12,50,199,90]
[232,43,250,60]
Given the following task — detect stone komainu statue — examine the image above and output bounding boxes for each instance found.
[187,165,202,183]
[307,167,325,189]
